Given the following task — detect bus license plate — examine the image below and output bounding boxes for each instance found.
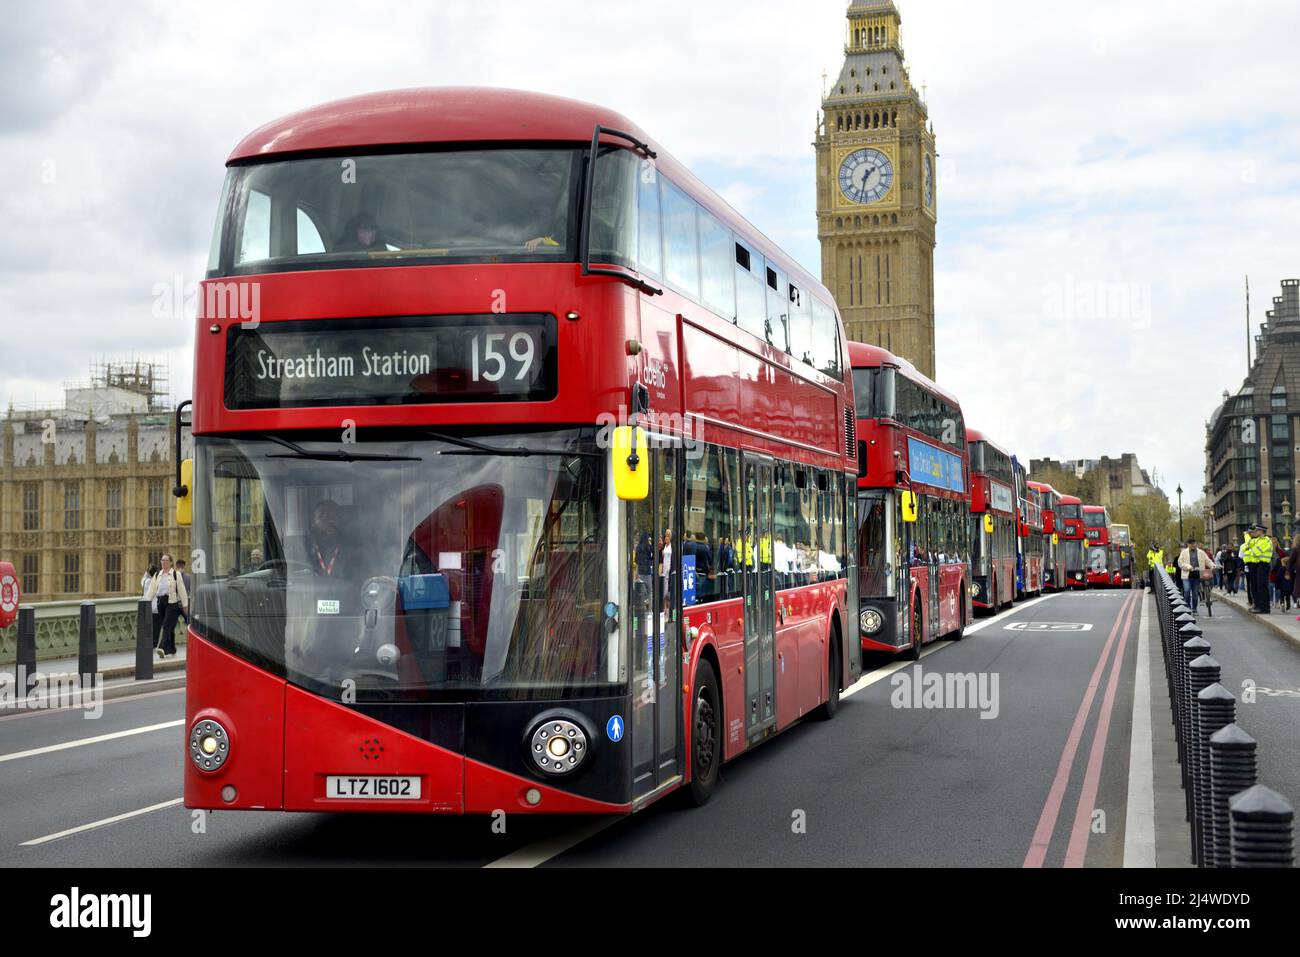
[325,776,421,800]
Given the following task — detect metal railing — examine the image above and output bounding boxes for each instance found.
[6,599,169,683]
[1,596,183,666]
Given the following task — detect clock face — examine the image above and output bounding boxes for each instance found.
[838,148,894,205]
[923,154,934,207]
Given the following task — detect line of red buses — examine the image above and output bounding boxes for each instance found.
[174,88,1132,819]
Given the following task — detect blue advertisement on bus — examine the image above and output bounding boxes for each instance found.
[907,437,965,493]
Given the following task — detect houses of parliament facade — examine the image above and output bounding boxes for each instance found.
[817,0,937,378]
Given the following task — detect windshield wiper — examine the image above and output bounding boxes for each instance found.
[421,430,601,459]
[260,434,422,462]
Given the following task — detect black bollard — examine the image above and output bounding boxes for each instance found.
[16,604,36,698]
[1183,654,1220,834]
[1209,724,1256,868]
[1194,683,1235,867]
[78,601,98,691]
[1230,785,1294,869]
[135,598,154,681]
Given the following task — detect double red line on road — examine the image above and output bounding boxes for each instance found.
[1023,590,1140,868]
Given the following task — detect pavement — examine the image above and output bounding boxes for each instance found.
[1,588,1209,868]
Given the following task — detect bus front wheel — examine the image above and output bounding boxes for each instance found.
[905,599,923,661]
[687,661,721,806]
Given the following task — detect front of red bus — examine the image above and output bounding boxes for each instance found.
[1083,505,1111,588]
[1058,494,1086,588]
[182,89,678,816]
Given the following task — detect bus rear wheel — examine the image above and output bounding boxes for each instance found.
[814,626,841,721]
[950,594,966,641]
[687,661,721,806]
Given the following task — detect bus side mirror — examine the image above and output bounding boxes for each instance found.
[175,458,194,527]
[612,426,649,501]
[900,490,918,523]
[983,513,994,534]
[1052,533,1059,546]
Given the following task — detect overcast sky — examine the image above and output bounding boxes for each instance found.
[3,0,1299,498]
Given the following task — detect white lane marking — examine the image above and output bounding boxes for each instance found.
[484,817,617,869]
[20,798,183,847]
[0,720,183,764]
[1123,595,1157,867]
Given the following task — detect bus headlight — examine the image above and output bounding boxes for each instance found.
[189,718,230,773]
[529,717,588,776]
[860,608,883,634]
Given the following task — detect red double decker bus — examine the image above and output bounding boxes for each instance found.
[1013,456,1043,599]
[1058,493,1086,588]
[1029,481,1066,591]
[1110,523,1134,588]
[850,343,971,658]
[968,430,1017,613]
[178,88,859,816]
[1083,504,1112,587]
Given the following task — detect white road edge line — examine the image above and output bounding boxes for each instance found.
[484,592,1064,868]
[1122,594,1157,867]
[20,798,184,847]
[0,720,184,764]
[483,817,617,869]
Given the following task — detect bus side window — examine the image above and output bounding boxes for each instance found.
[638,171,662,278]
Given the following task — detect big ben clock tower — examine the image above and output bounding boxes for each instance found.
[816,0,937,378]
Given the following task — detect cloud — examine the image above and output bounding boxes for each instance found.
[2,0,1298,504]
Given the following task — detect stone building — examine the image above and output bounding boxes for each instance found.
[815,0,938,377]
[0,361,192,602]
[1029,453,1158,509]
[1205,279,1300,547]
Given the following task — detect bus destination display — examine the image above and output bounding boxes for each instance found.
[224,314,557,408]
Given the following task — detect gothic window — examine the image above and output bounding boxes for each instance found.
[891,214,898,225]
[836,115,843,131]
[854,215,861,227]
[835,217,843,229]
[872,215,880,225]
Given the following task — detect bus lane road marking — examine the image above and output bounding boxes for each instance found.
[1023,590,1139,868]
[1063,589,1139,866]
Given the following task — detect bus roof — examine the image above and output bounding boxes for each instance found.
[1058,493,1082,505]
[965,427,1011,458]
[846,341,962,409]
[226,86,832,304]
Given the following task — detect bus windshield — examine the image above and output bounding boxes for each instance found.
[1084,511,1107,528]
[191,428,613,701]
[210,148,592,275]
[1060,504,1082,520]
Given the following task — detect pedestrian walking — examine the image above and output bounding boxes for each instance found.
[140,563,158,598]
[176,558,193,626]
[1221,547,1239,594]
[145,553,189,656]
[1178,539,1213,615]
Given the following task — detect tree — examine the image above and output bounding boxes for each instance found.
[1111,493,1174,571]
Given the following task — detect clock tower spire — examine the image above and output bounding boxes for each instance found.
[815,0,937,378]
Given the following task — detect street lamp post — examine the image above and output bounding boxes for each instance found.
[1283,498,1292,545]
[1177,484,1184,542]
